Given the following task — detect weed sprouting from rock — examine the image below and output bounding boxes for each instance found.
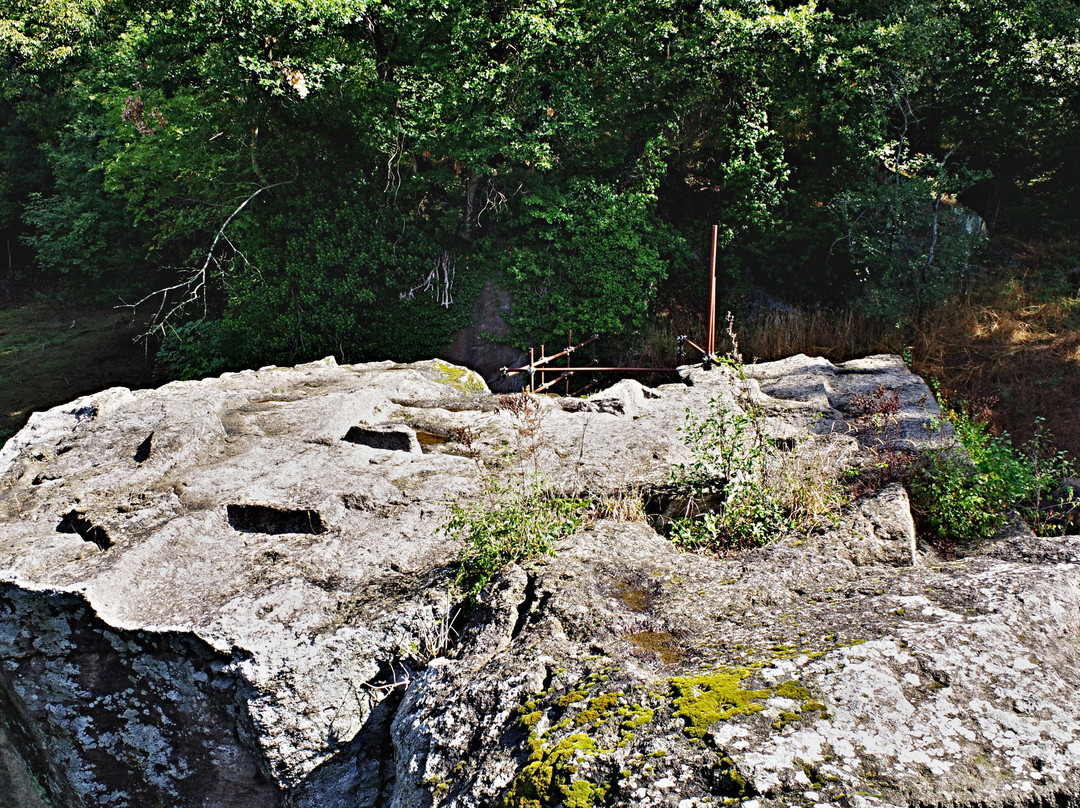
[846,383,916,498]
[845,380,1078,545]
[666,396,789,551]
[664,318,848,551]
[444,393,587,601]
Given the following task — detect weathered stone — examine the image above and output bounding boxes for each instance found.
[808,483,917,567]
[0,353,1076,808]
[390,518,1080,808]
[586,378,662,419]
[441,280,527,391]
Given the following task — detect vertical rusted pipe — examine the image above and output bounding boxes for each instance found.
[566,331,572,396]
[707,224,718,359]
[529,347,535,392]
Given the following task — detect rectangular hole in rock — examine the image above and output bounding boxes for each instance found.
[56,511,113,550]
[134,433,153,463]
[342,426,413,452]
[415,430,450,453]
[227,504,327,535]
[72,405,98,422]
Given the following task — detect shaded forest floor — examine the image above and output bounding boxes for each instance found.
[0,302,154,445]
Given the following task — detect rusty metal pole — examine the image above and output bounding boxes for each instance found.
[566,331,572,396]
[529,347,535,392]
[707,224,718,362]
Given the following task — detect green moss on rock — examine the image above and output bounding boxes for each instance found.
[774,680,811,700]
[433,360,486,393]
[500,733,607,808]
[771,710,803,730]
[572,693,621,727]
[620,707,655,732]
[670,667,771,738]
[556,689,590,708]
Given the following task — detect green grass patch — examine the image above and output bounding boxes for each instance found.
[0,302,151,445]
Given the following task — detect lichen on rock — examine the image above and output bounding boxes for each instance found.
[0,354,1078,808]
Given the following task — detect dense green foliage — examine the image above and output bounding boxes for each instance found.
[668,394,790,550]
[911,405,1076,542]
[3,0,1078,371]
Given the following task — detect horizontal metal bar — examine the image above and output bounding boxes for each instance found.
[529,335,599,369]
[507,366,678,376]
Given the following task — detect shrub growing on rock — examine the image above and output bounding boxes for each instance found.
[910,406,1076,543]
[667,396,790,551]
[444,394,588,600]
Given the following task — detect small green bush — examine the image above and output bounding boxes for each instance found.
[446,475,587,599]
[910,401,1075,542]
[443,394,587,600]
[667,395,789,551]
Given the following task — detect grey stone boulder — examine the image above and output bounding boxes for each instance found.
[806,482,917,567]
[390,515,1080,808]
[1,352,1075,808]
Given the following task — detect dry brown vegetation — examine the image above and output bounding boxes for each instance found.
[910,247,1080,459]
[643,237,1080,461]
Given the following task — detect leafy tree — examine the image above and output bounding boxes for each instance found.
[3,0,1078,373]
[503,177,682,345]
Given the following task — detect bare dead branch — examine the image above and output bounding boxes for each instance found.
[120,180,292,338]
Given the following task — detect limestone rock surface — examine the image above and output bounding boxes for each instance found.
[0,354,1077,808]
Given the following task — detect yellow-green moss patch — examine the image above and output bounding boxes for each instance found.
[500,733,608,808]
[620,707,655,732]
[670,667,771,738]
[556,689,590,708]
[433,360,486,393]
[771,711,803,730]
[572,693,621,727]
[774,680,812,700]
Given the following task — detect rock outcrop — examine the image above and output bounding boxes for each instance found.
[1,355,1078,808]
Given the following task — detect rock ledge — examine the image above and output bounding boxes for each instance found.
[1,355,1078,808]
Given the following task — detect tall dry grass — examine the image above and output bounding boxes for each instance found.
[641,238,1080,459]
[909,280,1080,459]
[737,308,908,362]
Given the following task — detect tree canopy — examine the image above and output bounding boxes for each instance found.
[2,0,1078,374]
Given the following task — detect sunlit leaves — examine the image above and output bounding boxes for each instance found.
[0,0,105,69]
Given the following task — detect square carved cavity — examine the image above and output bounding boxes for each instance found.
[56,511,112,550]
[227,504,327,535]
[342,426,416,452]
